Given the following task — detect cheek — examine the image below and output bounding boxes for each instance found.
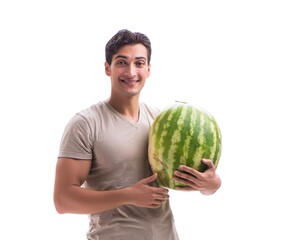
[141,68,150,79]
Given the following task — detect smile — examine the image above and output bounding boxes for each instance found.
[121,79,140,85]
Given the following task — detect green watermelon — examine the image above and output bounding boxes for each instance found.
[148,102,222,189]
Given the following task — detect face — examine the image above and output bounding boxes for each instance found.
[105,44,151,99]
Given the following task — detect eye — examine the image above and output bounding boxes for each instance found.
[115,60,127,66]
[136,61,146,67]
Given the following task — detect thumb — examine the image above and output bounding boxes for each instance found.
[139,173,158,185]
[202,159,215,169]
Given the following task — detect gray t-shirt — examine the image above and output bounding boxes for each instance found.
[58,101,179,240]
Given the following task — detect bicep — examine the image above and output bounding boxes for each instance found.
[55,157,91,189]
[54,157,92,213]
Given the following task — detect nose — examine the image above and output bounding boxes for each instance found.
[125,64,137,78]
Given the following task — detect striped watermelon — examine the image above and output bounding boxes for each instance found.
[148,102,222,189]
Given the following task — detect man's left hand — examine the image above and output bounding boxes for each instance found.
[173,159,221,195]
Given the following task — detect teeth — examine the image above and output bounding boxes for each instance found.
[122,80,138,83]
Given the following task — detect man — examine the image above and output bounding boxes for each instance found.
[53,29,221,240]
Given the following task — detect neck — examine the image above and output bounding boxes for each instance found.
[107,95,140,122]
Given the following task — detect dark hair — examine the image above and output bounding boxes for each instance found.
[105,29,152,65]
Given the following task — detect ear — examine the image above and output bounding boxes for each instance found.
[104,62,111,76]
[147,64,151,78]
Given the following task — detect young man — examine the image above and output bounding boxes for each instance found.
[53,29,221,240]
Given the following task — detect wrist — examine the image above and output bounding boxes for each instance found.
[121,187,135,205]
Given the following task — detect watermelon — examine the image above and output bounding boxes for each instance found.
[148,102,222,189]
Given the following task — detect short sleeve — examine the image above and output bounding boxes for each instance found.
[58,114,93,160]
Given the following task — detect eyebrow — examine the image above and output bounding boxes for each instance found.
[115,55,147,61]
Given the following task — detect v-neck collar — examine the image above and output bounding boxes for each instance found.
[105,101,141,128]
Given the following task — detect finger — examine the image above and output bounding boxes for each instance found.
[174,170,198,183]
[153,191,169,200]
[175,186,196,191]
[202,159,215,170]
[150,202,164,209]
[173,174,198,188]
[173,175,198,188]
[152,197,168,208]
[152,188,169,201]
[176,165,199,177]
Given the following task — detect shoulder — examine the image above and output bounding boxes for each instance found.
[77,101,104,119]
[63,101,106,133]
[74,101,113,125]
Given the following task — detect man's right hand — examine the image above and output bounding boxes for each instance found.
[128,173,169,208]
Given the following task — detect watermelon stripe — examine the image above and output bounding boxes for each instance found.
[213,123,222,167]
[184,108,198,169]
[160,106,182,162]
[172,106,190,168]
[204,113,213,157]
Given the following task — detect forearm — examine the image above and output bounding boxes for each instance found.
[54,186,132,214]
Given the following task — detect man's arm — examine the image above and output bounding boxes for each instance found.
[53,157,169,214]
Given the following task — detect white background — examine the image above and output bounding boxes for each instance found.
[1,0,304,239]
